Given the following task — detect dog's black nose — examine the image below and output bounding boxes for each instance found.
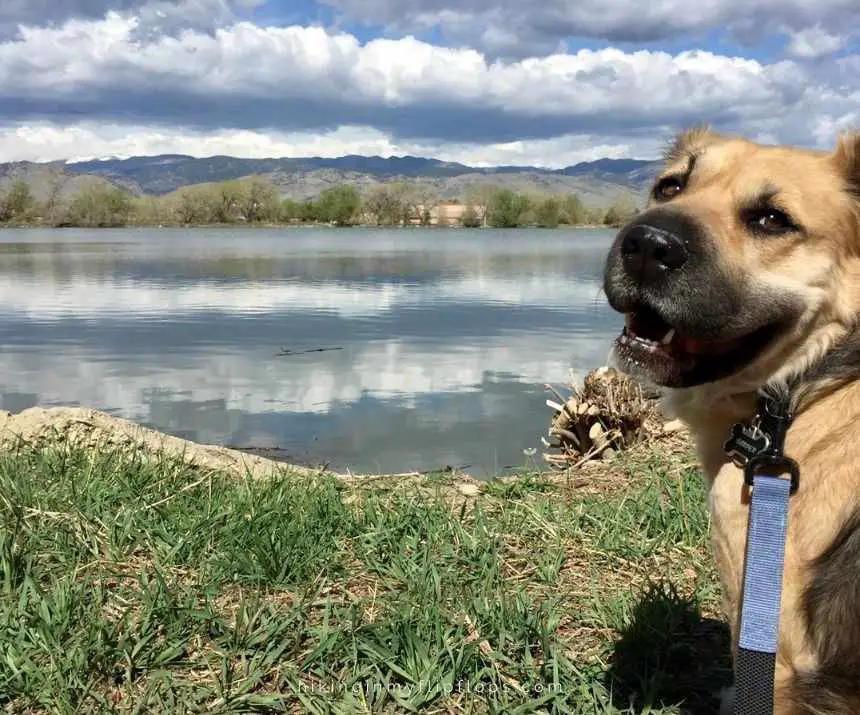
[620,224,687,284]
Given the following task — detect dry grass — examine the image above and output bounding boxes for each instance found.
[543,367,668,470]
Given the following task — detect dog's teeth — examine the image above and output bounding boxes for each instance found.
[661,329,675,345]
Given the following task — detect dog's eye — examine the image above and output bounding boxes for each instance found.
[746,209,795,235]
[653,177,683,201]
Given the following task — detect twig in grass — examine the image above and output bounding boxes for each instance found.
[462,614,523,692]
[365,580,380,624]
[142,472,212,510]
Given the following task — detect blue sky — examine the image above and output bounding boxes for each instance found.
[0,0,858,165]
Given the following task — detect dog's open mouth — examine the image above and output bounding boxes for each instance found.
[615,304,779,387]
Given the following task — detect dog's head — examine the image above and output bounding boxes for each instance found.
[603,126,860,392]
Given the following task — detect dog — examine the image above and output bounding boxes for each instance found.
[603,125,860,714]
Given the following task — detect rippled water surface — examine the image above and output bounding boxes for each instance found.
[0,227,621,477]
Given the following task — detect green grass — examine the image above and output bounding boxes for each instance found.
[0,438,730,714]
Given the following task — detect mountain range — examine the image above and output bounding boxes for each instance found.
[1,154,662,208]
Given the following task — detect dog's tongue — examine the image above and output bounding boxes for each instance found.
[678,335,744,356]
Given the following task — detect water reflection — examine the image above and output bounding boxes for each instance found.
[0,227,621,477]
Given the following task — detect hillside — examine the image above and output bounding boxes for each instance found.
[0,162,135,203]
[33,153,662,207]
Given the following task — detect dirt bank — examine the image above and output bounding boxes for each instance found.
[0,401,689,494]
[0,406,335,480]
[0,406,493,488]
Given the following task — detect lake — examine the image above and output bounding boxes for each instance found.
[0,227,622,477]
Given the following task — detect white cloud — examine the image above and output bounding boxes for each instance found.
[6,123,400,163]
[0,0,235,41]
[16,21,757,117]
[2,120,660,166]
[0,4,858,164]
[0,13,837,146]
[786,25,846,58]
[132,0,235,36]
[324,0,858,58]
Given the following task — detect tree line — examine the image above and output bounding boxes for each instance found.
[0,175,640,229]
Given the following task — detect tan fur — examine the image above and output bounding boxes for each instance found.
[651,128,860,714]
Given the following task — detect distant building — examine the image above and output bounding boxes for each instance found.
[409,199,486,226]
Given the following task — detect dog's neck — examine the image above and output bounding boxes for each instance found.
[660,321,860,475]
[779,325,860,418]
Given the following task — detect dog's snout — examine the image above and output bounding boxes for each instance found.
[620,224,687,284]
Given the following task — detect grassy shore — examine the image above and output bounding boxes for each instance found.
[0,436,729,714]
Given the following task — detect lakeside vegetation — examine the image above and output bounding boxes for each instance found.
[0,176,640,230]
[0,435,728,713]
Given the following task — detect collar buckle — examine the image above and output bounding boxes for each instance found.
[725,391,799,494]
[744,453,800,494]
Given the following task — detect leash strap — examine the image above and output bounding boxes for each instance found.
[732,474,792,715]
[725,394,798,715]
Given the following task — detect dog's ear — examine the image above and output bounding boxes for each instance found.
[663,124,717,164]
[833,130,860,197]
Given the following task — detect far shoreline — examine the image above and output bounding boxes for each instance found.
[0,221,615,230]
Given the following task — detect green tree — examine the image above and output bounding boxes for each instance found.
[297,199,321,222]
[364,186,409,226]
[0,181,35,223]
[42,168,68,226]
[241,178,280,222]
[387,182,417,225]
[403,183,439,226]
[534,196,561,228]
[604,193,639,228]
[131,196,172,226]
[585,207,605,225]
[562,194,587,225]
[280,198,304,222]
[213,181,244,223]
[461,203,482,228]
[486,188,529,228]
[172,186,215,224]
[316,185,361,226]
[65,184,132,227]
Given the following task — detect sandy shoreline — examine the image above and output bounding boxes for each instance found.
[0,405,486,483]
[0,398,688,492]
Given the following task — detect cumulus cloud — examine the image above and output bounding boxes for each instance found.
[131,0,236,36]
[0,0,256,39]
[0,0,156,27]
[0,2,858,164]
[0,12,839,148]
[323,0,858,58]
[0,0,199,37]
